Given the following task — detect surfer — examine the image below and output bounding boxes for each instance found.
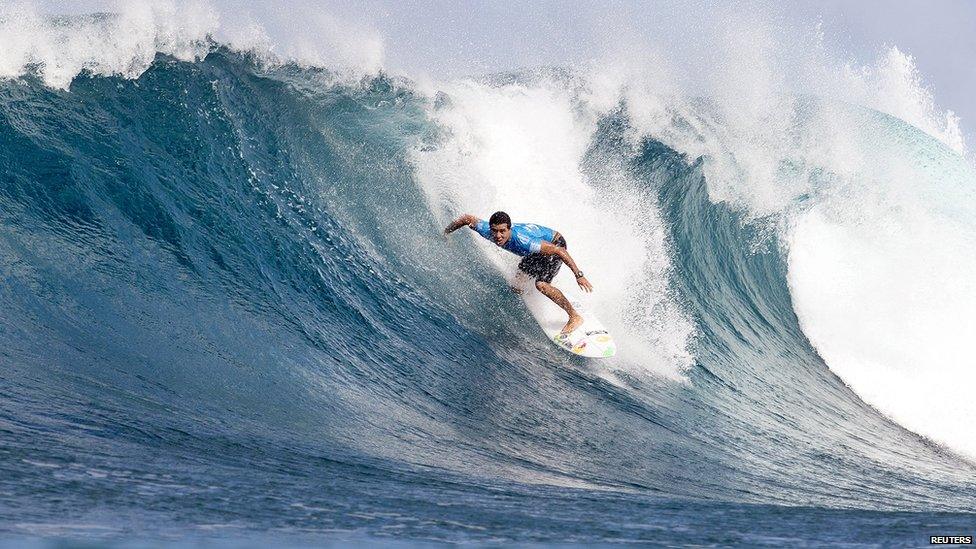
[444,211,593,334]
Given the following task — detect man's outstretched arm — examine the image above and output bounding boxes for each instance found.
[539,241,593,292]
[444,214,480,235]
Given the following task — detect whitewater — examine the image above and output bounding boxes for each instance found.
[1,2,974,546]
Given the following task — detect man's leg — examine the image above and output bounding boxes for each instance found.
[510,269,528,294]
[535,280,584,334]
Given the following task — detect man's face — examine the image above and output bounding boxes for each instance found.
[489,223,511,246]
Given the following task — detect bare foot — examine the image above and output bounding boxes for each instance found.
[560,313,584,335]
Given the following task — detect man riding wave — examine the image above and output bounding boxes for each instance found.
[444,211,593,334]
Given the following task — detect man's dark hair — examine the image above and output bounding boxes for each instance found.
[489,211,512,228]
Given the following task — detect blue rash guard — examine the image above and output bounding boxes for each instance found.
[475,220,556,257]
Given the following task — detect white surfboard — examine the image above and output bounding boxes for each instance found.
[516,270,617,358]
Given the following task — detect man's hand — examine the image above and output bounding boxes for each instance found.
[577,276,593,293]
[444,214,479,235]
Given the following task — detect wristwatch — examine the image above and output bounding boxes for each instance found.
[575,271,584,279]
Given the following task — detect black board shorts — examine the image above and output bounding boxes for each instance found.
[518,235,567,284]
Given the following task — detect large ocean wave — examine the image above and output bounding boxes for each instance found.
[2,4,975,543]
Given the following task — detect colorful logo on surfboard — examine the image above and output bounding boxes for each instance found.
[553,331,615,356]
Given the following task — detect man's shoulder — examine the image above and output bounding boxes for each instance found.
[473,219,490,238]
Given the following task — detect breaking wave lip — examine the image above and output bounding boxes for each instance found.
[0,1,386,90]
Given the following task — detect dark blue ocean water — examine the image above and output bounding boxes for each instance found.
[1,50,974,546]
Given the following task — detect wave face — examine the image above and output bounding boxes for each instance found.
[2,49,975,543]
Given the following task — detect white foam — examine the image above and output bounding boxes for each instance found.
[0,0,385,89]
[0,1,216,88]
[580,12,967,218]
[839,46,966,156]
[215,3,385,76]
[413,77,696,379]
[789,179,976,459]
